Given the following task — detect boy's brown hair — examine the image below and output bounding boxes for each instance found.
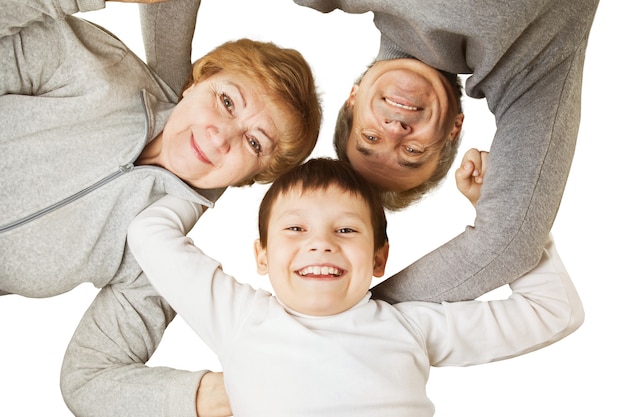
[258,158,388,250]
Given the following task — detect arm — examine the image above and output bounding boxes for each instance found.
[1,0,105,95]
[139,0,200,94]
[372,39,589,302]
[126,195,259,345]
[0,0,104,37]
[60,270,213,417]
[406,236,584,366]
[61,199,233,417]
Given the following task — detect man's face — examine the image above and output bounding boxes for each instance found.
[346,59,463,192]
[254,185,388,316]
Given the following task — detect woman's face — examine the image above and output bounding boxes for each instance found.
[158,70,287,189]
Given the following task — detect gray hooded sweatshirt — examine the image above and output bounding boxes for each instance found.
[295,0,599,302]
[1,1,223,415]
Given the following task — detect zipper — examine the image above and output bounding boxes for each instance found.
[1,91,149,235]
[0,163,134,234]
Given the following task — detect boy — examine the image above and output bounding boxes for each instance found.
[127,158,583,416]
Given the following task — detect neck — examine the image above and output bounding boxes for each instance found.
[136,132,163,166]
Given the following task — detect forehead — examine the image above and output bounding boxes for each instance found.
[270,184,368,217]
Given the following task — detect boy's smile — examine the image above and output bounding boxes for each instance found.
[296,265,346,279]
[254,184,388,316]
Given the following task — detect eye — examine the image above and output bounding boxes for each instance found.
[405,144,425,154]
[363,134,378,143]
[247,135,262,156]
[286,226,305,232]
[221,93,234,113]
[337,227,357,234]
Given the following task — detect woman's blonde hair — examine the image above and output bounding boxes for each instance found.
[183,38,322,185]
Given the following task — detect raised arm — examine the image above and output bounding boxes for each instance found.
[373,35,590,302]
[138,0,201,94]
[1,0,105,96]
[0,0,103,37]
[404,236,584,366]
[127,195,260,350]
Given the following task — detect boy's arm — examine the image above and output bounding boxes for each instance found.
[127,195,257,348]
[410,236,584,367]
[127,195,218,344]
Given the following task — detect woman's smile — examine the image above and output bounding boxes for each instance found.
[190,134,213,165]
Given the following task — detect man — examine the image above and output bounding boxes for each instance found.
[293,0,599,303]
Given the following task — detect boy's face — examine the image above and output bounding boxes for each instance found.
[254,185,389,316]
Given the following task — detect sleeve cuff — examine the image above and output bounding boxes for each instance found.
[164,370,209,417]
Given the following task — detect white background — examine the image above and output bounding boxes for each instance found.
[2,1,624,415]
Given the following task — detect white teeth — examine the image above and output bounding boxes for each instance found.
[385,97,419,111]
[298,266,342,277]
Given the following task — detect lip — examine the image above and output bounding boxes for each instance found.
[296,264,346,280]
[190,134,212,165]
[374,96,424,125]
[384,96,421,111]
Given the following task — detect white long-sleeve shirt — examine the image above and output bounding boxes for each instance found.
[128,195,584,417]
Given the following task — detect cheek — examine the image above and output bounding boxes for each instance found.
[230,150,263,175]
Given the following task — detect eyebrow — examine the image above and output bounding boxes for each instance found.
[233,83,275,149]
[355,143,430,169]
[258,127,273,146]
[233,83,247,108]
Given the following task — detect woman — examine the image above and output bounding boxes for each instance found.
[0,0,321,415]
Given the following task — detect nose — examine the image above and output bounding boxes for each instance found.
[383,118,411,139]
[210,131,231,153]
[308,230,337,253]
[207,124,235,154]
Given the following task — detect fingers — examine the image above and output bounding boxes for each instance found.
[458,148,488,183]
[455,148,489,207]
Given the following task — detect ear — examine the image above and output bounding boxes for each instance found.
[372,242,390,278]
[254,239,269,275]
[449,112,464,142]
[347,84,359,108]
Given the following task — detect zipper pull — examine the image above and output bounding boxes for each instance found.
[119,163,134,173]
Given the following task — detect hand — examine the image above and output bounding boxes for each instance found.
[196,372,232,417]
[455,148,489,207]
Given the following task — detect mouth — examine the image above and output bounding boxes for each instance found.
[190,134,212,165]
[384,97,420,111]
[296,265,346,279]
